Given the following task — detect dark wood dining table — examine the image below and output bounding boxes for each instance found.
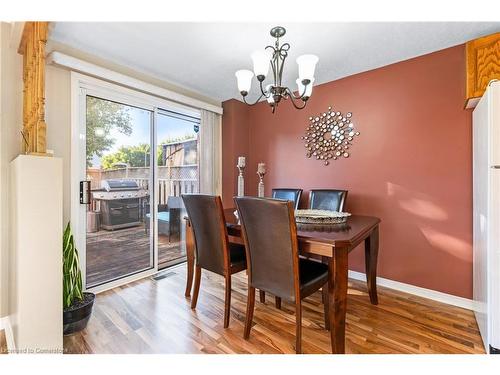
[184,209,381,354]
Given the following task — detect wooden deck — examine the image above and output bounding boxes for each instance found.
[64,263,485,354]
[86,225,185,287]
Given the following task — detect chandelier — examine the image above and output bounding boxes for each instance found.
[235,26,319,113]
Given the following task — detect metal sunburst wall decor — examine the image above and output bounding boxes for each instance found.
[301,106,360,166]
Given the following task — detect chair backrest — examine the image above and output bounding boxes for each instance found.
[235,197,300,302]
[271,188,303,209]
[182,194,229,275]
[309,189,348,212]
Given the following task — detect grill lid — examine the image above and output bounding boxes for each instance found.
[101,179,140,192]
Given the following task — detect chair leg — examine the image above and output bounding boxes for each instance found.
[244,286,256,339]
[322,283,330,331]
[275,296,281,309]
[259,290,266,303]
[224,275,231,328]
[295,300,302,354]
[191,266,201,309]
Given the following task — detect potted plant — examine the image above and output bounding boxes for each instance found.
[63,222,95,335]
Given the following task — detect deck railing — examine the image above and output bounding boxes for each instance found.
[129,178,198,205]
[88,165,199,209]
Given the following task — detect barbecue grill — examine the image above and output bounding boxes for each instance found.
[92,179,149,231]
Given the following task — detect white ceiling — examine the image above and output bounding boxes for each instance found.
[50,22,500,102]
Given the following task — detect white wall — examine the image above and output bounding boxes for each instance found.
[0,22,23,318]
[45,65,71,223]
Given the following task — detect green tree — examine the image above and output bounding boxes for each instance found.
[101,143,151,169]
[86,96,132,166]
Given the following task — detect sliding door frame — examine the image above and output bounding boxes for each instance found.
[71,72,200,294]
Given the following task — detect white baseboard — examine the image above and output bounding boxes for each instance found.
[348,270,476,311]
[0,316,16,352]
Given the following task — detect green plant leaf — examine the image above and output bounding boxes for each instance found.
[63,222,84,309]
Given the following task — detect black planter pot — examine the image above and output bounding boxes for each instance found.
[63,292,95,335]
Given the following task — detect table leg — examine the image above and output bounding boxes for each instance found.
[364,226,379,305]
[328,246,348,354]
[184,220,195,297]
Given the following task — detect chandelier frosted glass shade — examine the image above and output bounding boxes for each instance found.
[235,70,254,95]
[296,54,319,82]
[296,78,315,98]
[251,50,272,79]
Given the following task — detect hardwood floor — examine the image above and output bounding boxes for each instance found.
[63,263,485,354]
[0,329,7,354]
[86,226,185,286]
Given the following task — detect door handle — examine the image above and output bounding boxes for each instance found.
[80,181,91,204]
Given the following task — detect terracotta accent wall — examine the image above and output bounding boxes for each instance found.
[222,44,473,299]
[221,99,249,208]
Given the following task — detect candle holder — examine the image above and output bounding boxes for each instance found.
[257,165,266,198]
[237,162,245,197]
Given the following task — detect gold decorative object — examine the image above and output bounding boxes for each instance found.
[301,106,360,166]
[18,21,50,155]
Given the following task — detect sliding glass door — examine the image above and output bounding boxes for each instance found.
[156,110,200,269]
[84,96,154,288]
[75,76,202,291]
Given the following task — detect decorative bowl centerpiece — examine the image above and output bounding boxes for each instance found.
[295,209,351,224]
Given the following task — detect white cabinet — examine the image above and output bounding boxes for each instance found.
[10,155,63,352]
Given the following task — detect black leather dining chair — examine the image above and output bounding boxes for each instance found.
[271,188,302,209]
[182,194,247,328]
[309,189,348,212]
[263,189,302,304]
[235,196,330,353]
